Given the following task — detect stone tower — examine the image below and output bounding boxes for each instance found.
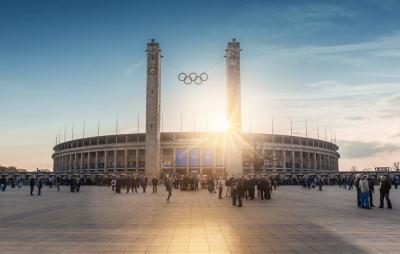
[225,38,243,177]
[145,39,161,177]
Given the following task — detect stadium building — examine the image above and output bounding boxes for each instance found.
[52,39,340,176]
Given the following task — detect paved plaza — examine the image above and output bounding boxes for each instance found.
[1,185,400,254]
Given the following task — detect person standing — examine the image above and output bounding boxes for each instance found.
[318,177,323,191]
[126,176,131,193]
[368,176,375,207]
[37,177,43,196]
[231,178,237,206]
[70,177,75,193]
[111,178,116,192]
[354,174,362,207]
[29,176,35,195]
[142,177,147,193]
[75,177,81,192]
[379,176,392,209]
[225,177,231,197]
[236,178,243,207]
[115,177,121,193]
[265,177,271,200]
[218,179,223,199]
[152,176,158,194]
[259,177,267,200]
[360,175,370,209]
[56,176,60,192]
[166,177,172,202]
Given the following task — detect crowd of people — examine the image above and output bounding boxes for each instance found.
[0,173,396,210]
[354,174,393,209]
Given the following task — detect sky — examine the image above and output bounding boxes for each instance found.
[0,0,399,171]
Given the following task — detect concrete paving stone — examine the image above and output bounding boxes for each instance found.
[1,186,400,254]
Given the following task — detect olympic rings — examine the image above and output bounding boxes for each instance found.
[177,72,208,85]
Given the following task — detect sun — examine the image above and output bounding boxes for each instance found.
[223,120,230,131]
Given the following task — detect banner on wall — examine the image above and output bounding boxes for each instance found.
[175,149,187,167]
[202,149,213,167]
[189,149,200,167]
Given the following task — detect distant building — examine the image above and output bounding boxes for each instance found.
[52,39,340,176]
[375,167,390,172]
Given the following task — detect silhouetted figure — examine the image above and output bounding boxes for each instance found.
[29,177,35,195]
[379,176,392,209]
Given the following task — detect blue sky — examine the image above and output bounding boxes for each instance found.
[1,0,400,170]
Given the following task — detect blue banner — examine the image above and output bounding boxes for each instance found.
[189,149,200,167]
[175,149,187,167]
[202,149,214,167]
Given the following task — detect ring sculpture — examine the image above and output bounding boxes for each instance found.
[178,72,208,85]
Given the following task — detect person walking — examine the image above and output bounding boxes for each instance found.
[152,176,158,194]
[360,175,370,209]
[379,176,392,209]
[166,178,173,203]
[29,176,35,195]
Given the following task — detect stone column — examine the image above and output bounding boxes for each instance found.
[145,39,161,178]
[114,150,117,172]
[173,148,176,175]
[95,151,98,171]
[313,152,317,171]
[104,151,107,171]
[292,150,295,171]
[87,152,91,171]
[124,149,128,172]
[225,38,243,177]
[283,150,286,172]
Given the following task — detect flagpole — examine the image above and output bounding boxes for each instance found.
[206,112,209,132]
[71,122,74,140]
[97,118,100,137]
[137,113,139,134]
[317,121,319,140]
[305,120,308,138]
[161,112,163,132]
[180,112,183,132]
[272,116,274,143]
[249,112,252,133]
[82,120,85,139]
